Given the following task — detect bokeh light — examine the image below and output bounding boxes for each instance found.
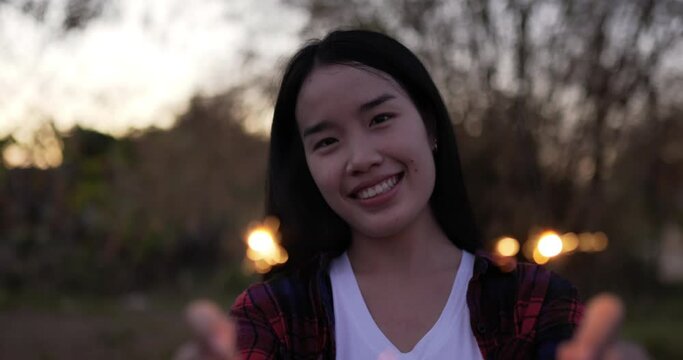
[495,236,520,257]
[522,230,608,264]
[537,231,563,258]
[243,217,288,274]
[1,124,64,169]
[532,248,550,265]
[561,232,580,253]
[247,229,277,256]
[2,143,29,168]
[578,232,595,252]
[522,238,537,261]
[578,232,609,252]
[592,232,609,252]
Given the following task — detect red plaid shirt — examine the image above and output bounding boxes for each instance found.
[230,252,583,359]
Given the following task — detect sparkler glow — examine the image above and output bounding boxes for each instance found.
[537,231,563,258]
[521,230,608,264]
[532,248,550,265]
[560,232,580,253]
[243,217,288,274]
[495,236,520,257]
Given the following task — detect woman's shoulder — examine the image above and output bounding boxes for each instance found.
[473,251,583,329]
[472,251,583,357]
[229,254,334,357]
[230,253,332,321]
[473,251,579,296]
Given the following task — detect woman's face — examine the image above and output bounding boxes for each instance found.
[295,64,436,239]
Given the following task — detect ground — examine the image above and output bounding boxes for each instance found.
[0,290,681,359]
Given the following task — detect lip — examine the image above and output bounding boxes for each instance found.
[348,172,404,198]
[349,172,404,208]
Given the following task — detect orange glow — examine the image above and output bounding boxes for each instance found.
[2,124,64,169]
[275,250,288,264]
[517,229,607,264]
[253,259,271,274]
[592,232,609,251]
[2,144,29,168]
[2,141,63,169]
[522,239,537,261]
[538,231,563,257]
[561,232,579,253]
[495,237,520,257]
[533,248,550,265]
[244,220,288,274]
[247,229,277,256]
[263,216,281,232]
[578,233,595,252]
[246,248,261,261]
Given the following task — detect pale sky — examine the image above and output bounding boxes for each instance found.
[2,0,681,146]
[0,0,306,143]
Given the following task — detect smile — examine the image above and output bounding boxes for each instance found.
[353,173,403,200]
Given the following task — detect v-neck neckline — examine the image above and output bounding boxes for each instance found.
[337,252,472,357]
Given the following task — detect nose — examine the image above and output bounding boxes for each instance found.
[345,138,383,175]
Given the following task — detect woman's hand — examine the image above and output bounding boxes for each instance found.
[174,299,237,360]
[175,293,651,360]
[558,293,650,360]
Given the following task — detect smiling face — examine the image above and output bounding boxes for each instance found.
[295,64,437,240]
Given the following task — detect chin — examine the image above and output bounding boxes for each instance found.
[349,216,411,240]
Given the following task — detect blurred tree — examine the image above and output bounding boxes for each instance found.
[119,92,267,287]
[0,91,268,293]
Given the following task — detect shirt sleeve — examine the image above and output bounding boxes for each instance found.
[535,273,584,359]
[229,284,283,360]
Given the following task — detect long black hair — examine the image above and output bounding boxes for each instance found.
[266,30,480,273]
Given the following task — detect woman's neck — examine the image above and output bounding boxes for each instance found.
[346,209,462,276]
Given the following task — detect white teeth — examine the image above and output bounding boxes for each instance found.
[356,175,399,200]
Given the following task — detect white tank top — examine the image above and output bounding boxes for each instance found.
[329,251,484,360]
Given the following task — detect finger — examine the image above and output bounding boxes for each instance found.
[185,299,237,359]
[575,293,624,357]
[209,317,237,358]
[186,299,229,337]
[557,341,590,360]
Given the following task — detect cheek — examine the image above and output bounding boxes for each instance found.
[405,150,436,190]
[409,158,419,173]
[306,158,341,198]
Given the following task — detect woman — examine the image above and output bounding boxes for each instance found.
[229,30,583,359]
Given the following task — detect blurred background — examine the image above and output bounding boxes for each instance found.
[1,0,682,358]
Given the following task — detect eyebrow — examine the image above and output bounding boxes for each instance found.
[358,93,396,114]
[301,93,396,139]
[302,120,333,138]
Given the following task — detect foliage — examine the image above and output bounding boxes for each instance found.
[0,94,267,293]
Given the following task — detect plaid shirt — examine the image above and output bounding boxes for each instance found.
[230,252,583,359]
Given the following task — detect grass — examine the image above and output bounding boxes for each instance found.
[0,277,254,360]
[621,292,683,359]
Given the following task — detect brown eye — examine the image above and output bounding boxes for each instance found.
[314,137,337,150]
[370,113,393,126]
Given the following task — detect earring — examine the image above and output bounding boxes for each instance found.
[431,139,438,152]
